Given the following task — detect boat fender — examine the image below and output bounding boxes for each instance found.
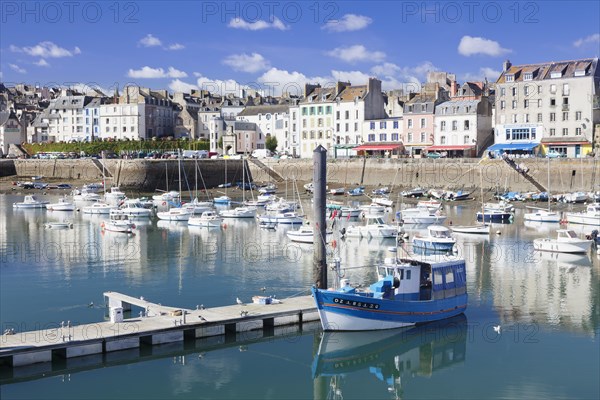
[331,240,337,249]
[162,202,167,206]
[393,277,400,289]
[100,222,105,228]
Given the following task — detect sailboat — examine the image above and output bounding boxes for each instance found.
[524,157,561,222]
[452,164,490,234]
[220,156,257,218]
[213,158,232,204]
[157,150,192,221]
[183,158,213,214]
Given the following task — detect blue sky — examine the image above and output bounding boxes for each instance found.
[1,1,599,96]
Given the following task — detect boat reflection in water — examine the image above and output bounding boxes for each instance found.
[312,315,467,399]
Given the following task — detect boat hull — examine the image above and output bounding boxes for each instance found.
[476,212,513,222]
[412,238,455,251]
[401,215,447,225]
[565,214,600,226]
[312,287,467,331]
[451,225,490,234]
[524,211,561,222]
[533,238,592,253]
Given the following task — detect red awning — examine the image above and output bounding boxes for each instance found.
[426,145,474,151]
[353,144,401,151]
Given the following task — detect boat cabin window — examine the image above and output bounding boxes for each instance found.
[565,231,577,238]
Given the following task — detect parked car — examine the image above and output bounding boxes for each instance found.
[546,150,566,158]
[426,152,443,159]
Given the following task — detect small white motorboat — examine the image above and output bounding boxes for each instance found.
[156,207,192,221]
[450,224,490,234]
[258,212,304,225]
[412,225,456,251]
[343,216,398,239]
[359,203,387,214]
[562,192,588,204]
[104,187,126,206]
[45,196,75,211]
[372,197,394,207]
[286,226,332,244]
[213,195,232,205]
[73,189,101,202]
[330,187,346,196]
[13,195,49,209]
[188,211,222,228]
[396,206,447,225]
[82,202,112,214]
[220,206,257,219]
[565,203,600,226]
[523,208,561,223]
[153,191,181,207]
[533,229,592,253]
[183,198,213,214]
[102,211,136,234]
[117,199,153,218]
[417,200,442,212]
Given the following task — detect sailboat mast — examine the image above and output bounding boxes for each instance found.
[547,156,551,211]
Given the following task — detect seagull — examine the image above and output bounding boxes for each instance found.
[236,297,244,305]
[493,325,501,334]
[88,302,94,308]
[260,287,266,292]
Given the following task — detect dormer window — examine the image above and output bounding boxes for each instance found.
[524,72,533,81]
[550,71,562,79]
[574,69,585,77]
[505,74,514,82]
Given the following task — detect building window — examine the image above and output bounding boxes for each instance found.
[354,122,358,131]
[562,112,568,121]
[408,119,413,128]
[512,100,517,109]
[420,132,426,142]
[464,120,470,130]
[356,110,359,119]
[370,122,375,129]
[575,127,582,135]
[562,83,569,95]
[537,113,542,122]
[391,133,399,141]
[452,121,457,131]
[500,88,506,96]
[345,111,349,119]
[345,123,349,131]
[550,84,556,94]
[524,99,529,108]
[550,113,555,122]
[512,114,517,123]
[525,114,529,123]
[524,72,533,81]
[500,100,505,110]
[420,118,425,128]
[524,86,530,95]
[549,128,555,136]
[310,107,315,115]
[511,87,517,96]
[562,128,568,136]
[537,99,542,107]
[368,134,375,141]
[408,133,412,142]
[393,121,399,129]
[380,133,387,141]
[575,111,582,120]
[506,74,514,82]
[440,121,446,131]
[317,106,323,115]
[464,135,470,144]
[380,121,387,129]
[441,136,446,144]
[336,111,340,120]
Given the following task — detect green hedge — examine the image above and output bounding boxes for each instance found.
[23,139,210,155]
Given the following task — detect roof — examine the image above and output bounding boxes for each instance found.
[540,137,591,145]
[497,58,598,84]
[238,105,289,116]
[300,87,337,104]
[338,85,367,101]
[435,99,479,115]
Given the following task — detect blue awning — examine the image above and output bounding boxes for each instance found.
[487,142,539,152]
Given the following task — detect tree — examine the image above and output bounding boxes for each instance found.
[265,135,278,153]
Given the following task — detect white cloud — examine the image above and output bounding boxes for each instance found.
[371,62,401,76]
[127,66,188,79]
[322,14,372,32]
[331,70,371,84]
[257,68,332,96]
[326,45,386,63]
[458,35,511,57]
[169,79,198,93]
[228,17,289,31]
[34,59,50,67]
[9,64,27,74]
[191,73,257,96]
[222,53,270,73]
[139,34,162,47]
[10,41,81,58]
[461,67,501,82]
[573,33,600,48]
[167,43,185,51]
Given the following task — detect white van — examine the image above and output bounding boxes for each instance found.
[251,149,273,159]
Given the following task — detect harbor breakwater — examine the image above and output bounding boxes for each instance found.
[10,157,600,193]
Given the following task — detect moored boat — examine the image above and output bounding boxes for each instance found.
[412,225,456,251]
[13,195,49,209]
[533,229,592,254]
[311,252,467,331]
[342,216,398,239]
[102,211,136,234]
[156,207,192,221]
[396,206,447,225]
[45,196,75,211]
[286,226,332,244]
[82,202,112,214]
[188,211,222,228]
[565,203,600,226]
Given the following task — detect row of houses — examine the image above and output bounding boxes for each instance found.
[1,57,599,158]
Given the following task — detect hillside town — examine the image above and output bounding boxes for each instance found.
[1,57,599,159]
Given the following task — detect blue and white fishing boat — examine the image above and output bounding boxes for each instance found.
[476,209,513,223]
[411,225,456,251]
[311,252,467,331]
[347,186,365,196]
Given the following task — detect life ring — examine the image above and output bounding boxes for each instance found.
[162,201,167,206]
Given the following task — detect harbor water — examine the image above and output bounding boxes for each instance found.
[1,193,598,399]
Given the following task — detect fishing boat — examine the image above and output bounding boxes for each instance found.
[412,225,456,251]
[219,206,257,219]
[372,196,394,207]
[117,199,153,218]
[213,195,232,205]
[445,190,471,201]
[327,205,361,218]
[188,210,222,228]
[396,206,447,225]
[72,189,101,202]
[359,203,387,215]
[286,226,332,244]
[372,187,390,195]
[347,186,365,196]
[400,187,426,198]
[523,208,561,223]
[81,202,112,214]
[342,216,398,239]
[102,211,136,234]
[45,196,75,211]
[565,203,600,226]
[311,251,468,331]
[13,195,49,209]
[533,229,592,254]
[104,186,126,206]
[562,192,588,204]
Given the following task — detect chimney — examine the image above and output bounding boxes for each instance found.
[336,81,351,95]
[304,83,321,97]
[503,59,512,72]
[450,80,457,97]
[367,78,381,95]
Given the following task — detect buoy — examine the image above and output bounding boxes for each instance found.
[496,230,501,235]
[162,201,167,206]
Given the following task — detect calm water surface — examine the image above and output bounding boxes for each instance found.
[0,193,598,399]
